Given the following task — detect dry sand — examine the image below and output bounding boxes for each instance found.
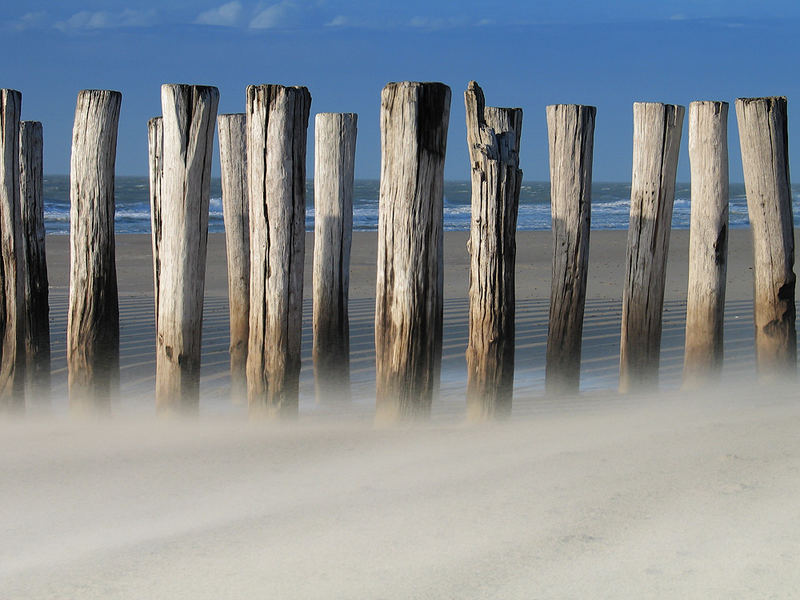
[3,229,800,598]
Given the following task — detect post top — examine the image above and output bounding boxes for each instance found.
[736,96,787,105]
[383,81,450,91]
[546,103,597,111]
[246,83,310,93]
[315,112,357,118]
[633,101,685,109]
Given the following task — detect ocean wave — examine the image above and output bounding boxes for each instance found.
[39,177,800,235]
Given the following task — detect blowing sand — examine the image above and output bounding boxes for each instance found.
[3,229,800,598]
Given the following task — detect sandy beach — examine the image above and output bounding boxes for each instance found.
[39,229,761,405]
[4,229,800,598]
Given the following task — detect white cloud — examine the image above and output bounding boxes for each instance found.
[249,2,296,29]
[13,11,47,31]
[408,16,473,30]
[55,9,156,31]
[325,15,347,27]
[195,2,242,26]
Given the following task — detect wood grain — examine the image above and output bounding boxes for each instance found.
[218,113,249,404]
[313,112,357,403]
[0,89,24,410]
[683,101,729,387]
[68,89,122,410]
[19,120,50,402]
[156,84,219,413]
[545,104,595,396]
[147,116,163,325]
[246,84,311,418]
[735,96,796,379]
[619,102,684,392]
[375,81,450,421]
[464,81,522,419]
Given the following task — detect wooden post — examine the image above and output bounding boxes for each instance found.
[0,89,24,410]
[246,84,311,418]
[217,113,249,404]
[68,89,122,410]
[156,84,219,413]
[545,104,595,396]
[464,81,522,419]
[683,101,729,387]
[375,81,450,421]
[147,116,163,324]
[619,102,685,392]
[19,120,50,402]
[735,96,796,379]
[313,112,357,403]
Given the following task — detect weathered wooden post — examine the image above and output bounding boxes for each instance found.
[736,96,796,379]
[375,81,450,421]
[20,120,50,401]
[313,112,357,403]
[545,104,595,396]
[246,84,311,417]
[156,84,219,413]
[0,89,24,410]
[217,113,249,403]
[147,116,163,323]
[463,81,521,419]
[683,101,729,387]
[68,90,122,409]
[619,102,684,392]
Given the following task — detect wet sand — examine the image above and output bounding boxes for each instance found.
[39,229,761,408]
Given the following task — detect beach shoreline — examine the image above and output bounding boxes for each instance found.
[45,228,760,302]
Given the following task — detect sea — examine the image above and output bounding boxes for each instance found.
[41,175,796,235]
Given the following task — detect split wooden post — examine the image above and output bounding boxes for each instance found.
[375,81,450,421]
[246,84,311,417]
[217,113,249,403]
[0,89,24,410]
[313,112,357,403]
[545,104,595,396]
[464,81,522,419]
[20,121,50,401]
[683,101,729,387]
[619,102,684,392]
[735,96,796,379]
[156,84,219,413]
[68,90,122,409]
[147,116,163,323]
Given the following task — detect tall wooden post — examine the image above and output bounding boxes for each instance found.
[619,102,685,392]
[464,81,522,419]
[156,84,219,413]
[545,104,595,396]
[736,96,796,379]
[218,113,249,404]
[683,101,729,387]
[0,89,24,410]
[147,116,163,323]
[19,120,50,401]
[246,84,311,418]
[68,90,122,410]
[375,81,450,421]
[313,112,357,403]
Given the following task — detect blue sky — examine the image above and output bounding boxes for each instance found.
[3,1,800,181]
